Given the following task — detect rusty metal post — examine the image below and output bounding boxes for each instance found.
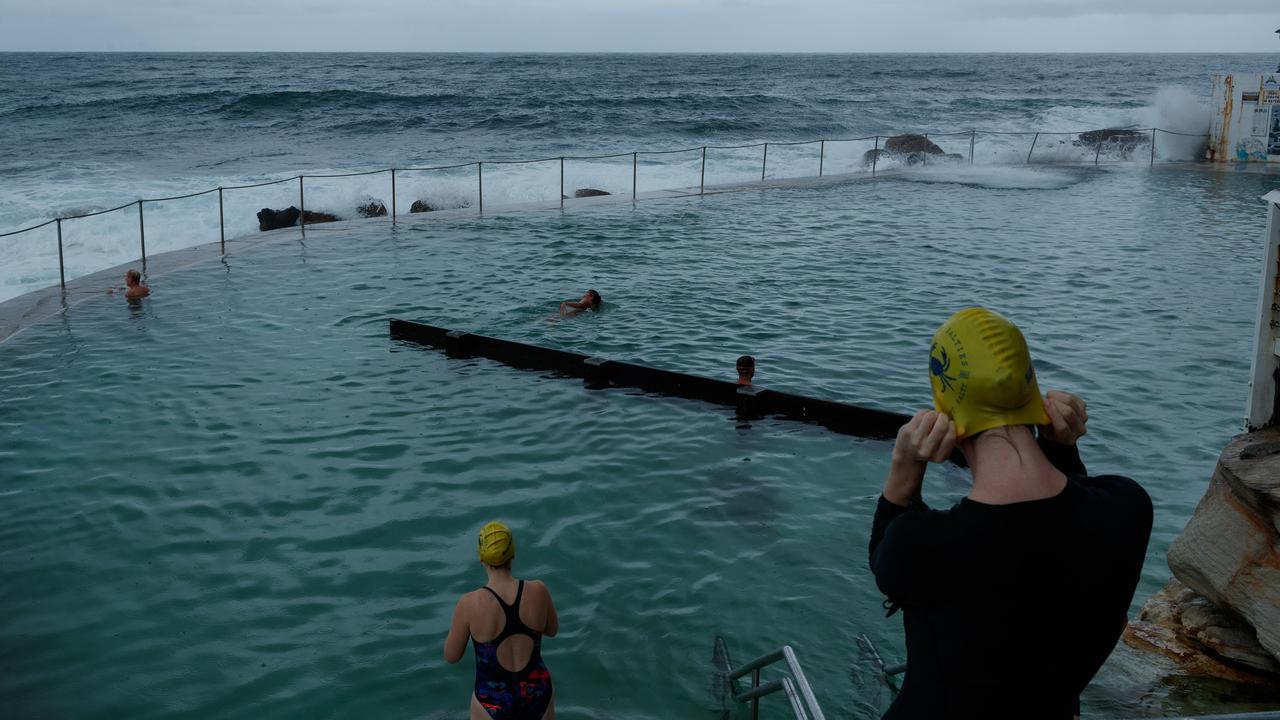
[819,140,825,177]
[872,136,879,176]
[632,152,637,201]
[560,157,564,209]
[1026,133,1039,164]
[137,201,147,266]
[56,219,65,289]
[218,187,225,254]
[761,143,768,181]
[391,169,397,224]
[700,146,706,194]
[299,176,306,229]
[1150,128,1157,166]
[477,162,484,214]
[970,130,976,164]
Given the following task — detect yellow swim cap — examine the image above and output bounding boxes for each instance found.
[929,307,1050,440]
[477,521,515,566]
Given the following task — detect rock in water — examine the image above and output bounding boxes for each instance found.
[573,188,610,198]
[357,200,387,218]
[257,206,301,231]
[883,134,945,155]
[1076,128,1150,148]
[301,210,338,224]
[409,200,435,213]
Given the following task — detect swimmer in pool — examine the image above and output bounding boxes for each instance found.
[445,521,559,720]
[558,289,601,317]
[736,355,755,385]
[107,269,150,300]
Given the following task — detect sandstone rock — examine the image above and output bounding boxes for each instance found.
[256,206,300,231]
[573,188,610,198]
[356,200,387,218]
[409,200,435,213]
[1168,427,1280,665]
[1124,578,1280,683]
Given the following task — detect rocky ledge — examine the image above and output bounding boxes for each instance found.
[1124,427,1280,686]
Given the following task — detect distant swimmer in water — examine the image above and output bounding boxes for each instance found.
[107,269,150,300]
[736,355,755,385]
[558,289,601,317]
[445,521,559,720]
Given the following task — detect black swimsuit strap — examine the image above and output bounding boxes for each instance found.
[479,581,535,642]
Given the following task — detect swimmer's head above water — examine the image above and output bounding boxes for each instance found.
[736,355,755,385]
[584,289,602,309]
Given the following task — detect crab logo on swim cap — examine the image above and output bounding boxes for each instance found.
[477,521,515,566]
[929,307,1050,440]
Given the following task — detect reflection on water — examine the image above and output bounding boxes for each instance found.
[0,167,1275,718]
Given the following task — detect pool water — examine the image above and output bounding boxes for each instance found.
[1,164,1276,718]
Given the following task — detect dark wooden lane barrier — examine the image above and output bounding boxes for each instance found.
[390,318,925,446]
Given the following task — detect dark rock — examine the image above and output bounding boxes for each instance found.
[357,200,387,218]
[573,188,610,198]
[409,200,435,213]
[884,134,945,155]
[301,211,338,224]
[1076,128,1150,148]
[257,206,300,231]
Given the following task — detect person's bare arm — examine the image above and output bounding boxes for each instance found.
[443,595,470,663]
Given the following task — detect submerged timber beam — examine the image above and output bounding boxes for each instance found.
[389,318,927,447]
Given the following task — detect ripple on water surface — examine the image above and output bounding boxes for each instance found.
[0,167,1275,718]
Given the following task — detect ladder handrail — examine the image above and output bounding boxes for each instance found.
[724,643,826,720]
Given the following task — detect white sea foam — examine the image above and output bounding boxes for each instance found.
[886,164,1084,190]
[0,85,1222,304]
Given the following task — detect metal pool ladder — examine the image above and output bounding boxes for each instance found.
[713,636,826,720]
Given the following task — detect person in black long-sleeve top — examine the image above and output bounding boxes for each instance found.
[868,307,1152,720]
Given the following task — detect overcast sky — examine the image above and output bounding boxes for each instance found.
[0,0,1277,52]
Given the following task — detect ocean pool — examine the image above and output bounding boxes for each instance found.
[1,164,1276,718]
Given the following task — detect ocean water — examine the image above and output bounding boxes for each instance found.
[1,52,1274,301]
[3,54,1280,719]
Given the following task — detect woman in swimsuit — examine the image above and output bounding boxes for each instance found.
[445,521,559,720]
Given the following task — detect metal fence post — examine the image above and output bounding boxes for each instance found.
[1026,133,1039,164]
[1150,128,1156,166]
[751,668,761,720]
[700,146,707,194]
[478,162,484,214]
[137,201,147,266]
[872,136,879,176]
[218,187,225,254]
[632,152,637,201]
[819,140,825,177]
[299,176,306,229]
[560,157,565,209]
[761,143,768,181]
[56,218,65,289]
[970,130,976,164]
[391,169,397,223]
